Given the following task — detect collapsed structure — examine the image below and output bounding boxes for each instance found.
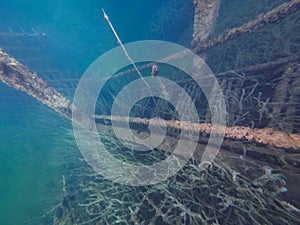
[1,0,300,224]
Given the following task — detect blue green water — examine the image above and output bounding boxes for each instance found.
[0,1,193,224]
[0,85,64,224]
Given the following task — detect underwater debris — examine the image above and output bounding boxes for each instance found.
[1,45,299,161]
[193,0,300,53]
[52,153,300,225]
[0,27,46,38]
[270,64,300,132]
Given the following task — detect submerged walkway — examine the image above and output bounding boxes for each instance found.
[1,47,299,151]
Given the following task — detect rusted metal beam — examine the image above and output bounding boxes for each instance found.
[192,0,221,47]
[0,48,72,118]
[94,115,300,150]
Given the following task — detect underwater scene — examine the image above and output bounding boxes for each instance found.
[0,0,300,224]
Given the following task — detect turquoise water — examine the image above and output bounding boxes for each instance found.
[0,83,78,224]
[0,1,193,224]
